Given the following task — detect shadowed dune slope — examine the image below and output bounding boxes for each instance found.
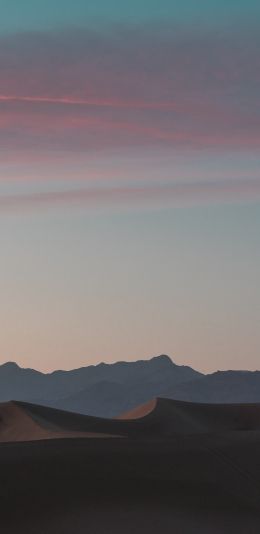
[3,397,260,442]
[0,402,118,442]
[118,397,260,433]
[2,398,260,532]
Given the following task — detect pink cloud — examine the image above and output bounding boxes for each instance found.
[0,101,259,154]
[0,25,259,156]
[0,94,180,111]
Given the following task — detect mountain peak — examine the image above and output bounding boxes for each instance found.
[0,361,20,371]
[151,354,174,365]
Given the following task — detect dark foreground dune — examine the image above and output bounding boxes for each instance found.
[1,398,260,533]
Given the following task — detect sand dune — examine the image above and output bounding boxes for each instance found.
[2,398,260,532]
[117,398,157,419]
[118,397,260,432]
[0,401,118,442]
[6,397,260,440]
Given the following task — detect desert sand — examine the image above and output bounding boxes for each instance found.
[1,398,260,532]
[0,401,118,441]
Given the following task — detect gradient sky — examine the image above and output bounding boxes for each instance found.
[0,1,259,372]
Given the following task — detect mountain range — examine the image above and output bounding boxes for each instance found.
[1,355,260,417]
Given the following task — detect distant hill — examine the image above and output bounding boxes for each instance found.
[1,356,260,417]
[0,355,201,417]
[165,370,260,404]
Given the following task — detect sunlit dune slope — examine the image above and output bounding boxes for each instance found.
[117,398,157,419]
[117,397,260,433]
[2,397,260,443]
[2,398,260,532]
[0,401,117,442]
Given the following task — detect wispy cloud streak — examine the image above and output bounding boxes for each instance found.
[0,179,259,213]
[0,94,178,110]
[0,25,259,155]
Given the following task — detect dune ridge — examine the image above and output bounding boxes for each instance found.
[2,397,260,443]
[0,401,118,442]
[2,398,260,532]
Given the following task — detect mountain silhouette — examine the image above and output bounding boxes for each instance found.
[1,355,260,417]
[0,355,201,416]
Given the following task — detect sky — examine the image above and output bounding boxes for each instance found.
[0,1,259,372]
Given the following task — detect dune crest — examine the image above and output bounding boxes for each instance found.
[3,397,260,443]
[117,398,157,419]
[0,402,117,442]
[2,398,260,532]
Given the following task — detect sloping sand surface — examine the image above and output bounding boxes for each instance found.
[119,397,260,432]
[2,398,260,532]
[117,398,157,419]
[0,401,118,442]
[1,435,260,533]
[13,397,260,439]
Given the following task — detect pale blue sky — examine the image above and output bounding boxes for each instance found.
[0,1,259,371]
[0,201,259,372]
[1,1,259,34]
